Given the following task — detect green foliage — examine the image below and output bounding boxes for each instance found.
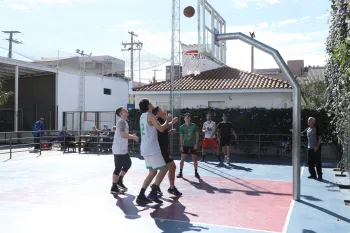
[325,0,350,147]
[0,79,12,106]
[300,80,328,109]
[127,107,336,143]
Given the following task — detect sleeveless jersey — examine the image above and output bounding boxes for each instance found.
[112,119,129,155]
[140,112,162,156]
[204,121,215,138]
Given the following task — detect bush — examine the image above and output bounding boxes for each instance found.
[127,107,336,143]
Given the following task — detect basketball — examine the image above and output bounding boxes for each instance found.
[184,6,195,18]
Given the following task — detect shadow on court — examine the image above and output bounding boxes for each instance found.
[115,194,208,233]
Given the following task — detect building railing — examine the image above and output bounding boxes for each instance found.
[0,130,323,162]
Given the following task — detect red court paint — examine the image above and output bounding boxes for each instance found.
[127,175,293,233]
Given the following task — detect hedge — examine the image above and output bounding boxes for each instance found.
[127,108,336,143]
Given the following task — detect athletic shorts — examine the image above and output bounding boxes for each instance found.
[161,150,174,164]
[182,146,198,155]
[202,138,217,149]
[144,154,166,170]
[114,153,131,168]
[219,136,231,147]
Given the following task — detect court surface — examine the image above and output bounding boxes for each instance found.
[0,151,349,233]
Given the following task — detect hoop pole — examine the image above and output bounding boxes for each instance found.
[216,32,301,201]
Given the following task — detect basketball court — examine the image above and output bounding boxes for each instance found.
[0,152,349,233]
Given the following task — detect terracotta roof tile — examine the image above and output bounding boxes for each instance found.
[132,66,291,92]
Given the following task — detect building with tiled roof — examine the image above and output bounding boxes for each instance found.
[131,66,305,110]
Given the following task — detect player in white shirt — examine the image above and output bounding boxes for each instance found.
[201,113,221,162]
[136,99,178,204]
[110,107,139,195]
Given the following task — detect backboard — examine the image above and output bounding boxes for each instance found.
[197,0,226,65]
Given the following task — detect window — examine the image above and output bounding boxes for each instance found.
[104,88,111,95]
[208,101,225,108]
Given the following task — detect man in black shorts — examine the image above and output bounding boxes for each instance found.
[178,113,200,179]
[151,106,182,196]
[216,113,236,164]
[110,106,139,195]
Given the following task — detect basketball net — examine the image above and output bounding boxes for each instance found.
[181,43,202,76]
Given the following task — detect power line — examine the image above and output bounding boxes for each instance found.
[2,30,22,59]
[121,31,143,82]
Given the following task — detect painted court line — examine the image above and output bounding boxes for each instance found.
[124,214,280,233]
[281,164,305,233]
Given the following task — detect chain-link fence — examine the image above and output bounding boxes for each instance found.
[0,129,339,162]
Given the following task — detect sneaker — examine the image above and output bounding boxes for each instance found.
[136,194,153,205]
[177,173,183,178]
[308,175,316,179]
[195,172,200,179]
[151,184,163,196]
[117,180,128,192]
[217,156,222,162]
[110,185,124,195]
[317,176,323,181]
[147,190,163,204]
[168,186,183,196]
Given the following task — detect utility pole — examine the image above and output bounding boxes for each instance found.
[2,31,22,59]
[75,49,91,119]
[121,31,143,82]
[249,31,255,72]
[151,69,162,83]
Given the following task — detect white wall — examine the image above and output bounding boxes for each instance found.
[57,71,129,130]
[134,92,294,110]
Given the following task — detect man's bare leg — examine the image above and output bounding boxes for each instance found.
[192,154,200,179]
[136,169,157,204]
[168,162,176,188]
[177,154,187,178]
[153,167,168,186]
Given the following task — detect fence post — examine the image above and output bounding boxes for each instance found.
[97,135,100,156]
[258,134,261,159]
[63,133,66,154]
[9,134,12,160]
[39,133,42,156]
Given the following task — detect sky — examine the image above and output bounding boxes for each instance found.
[0,0,331,83]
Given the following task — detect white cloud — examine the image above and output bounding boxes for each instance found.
[272,16,310,27]
[233,0,281,9]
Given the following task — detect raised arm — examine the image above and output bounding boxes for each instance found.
[149,113,169,132]
[118,120,138,141]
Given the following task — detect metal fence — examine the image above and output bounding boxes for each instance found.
[62,111,117,131]
[0,129,333,162]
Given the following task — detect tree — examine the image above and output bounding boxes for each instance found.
[325,0,350,161]
[300,80,328,109]
[0,78,12,106]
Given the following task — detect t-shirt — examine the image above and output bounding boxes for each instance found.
[303,126,322,149]
[140,112,162,157]
[217,121,234,138]
[180,123,199,147]
[203,121,216,138]
[157,117,169,154]
[112,119,129,155]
